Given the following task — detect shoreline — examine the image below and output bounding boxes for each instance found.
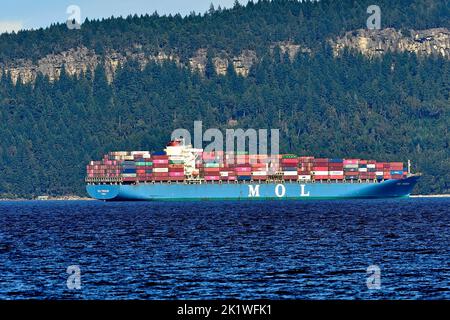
[0,196,94,201]
[410,194,450,198]
[0,195,449,201]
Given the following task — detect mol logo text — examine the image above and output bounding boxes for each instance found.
[248,184,310,198]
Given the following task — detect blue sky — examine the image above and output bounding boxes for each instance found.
[0,0,249,33]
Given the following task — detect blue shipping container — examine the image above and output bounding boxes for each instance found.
[282,166,298,171]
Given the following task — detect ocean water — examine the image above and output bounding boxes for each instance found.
[0,198,448,300]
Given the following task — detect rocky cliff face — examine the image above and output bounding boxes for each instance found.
[0,46,180,84]
[331,28,450,59]
[1,27,448,84]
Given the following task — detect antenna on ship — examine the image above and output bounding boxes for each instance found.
[408,159,411,176]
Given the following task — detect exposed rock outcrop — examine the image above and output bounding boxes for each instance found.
[332,27,450,59]
[232,50,258,76]
[0,46,180,84]
[1,45,260,84]
[188,48,258,76]
[1,27,448,85]
[188,48,208,74]
[271,41,312,60]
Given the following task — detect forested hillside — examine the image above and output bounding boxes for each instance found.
[0,0,449,197]
[1,0,449,63]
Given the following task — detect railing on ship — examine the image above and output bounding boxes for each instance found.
[86,176,383,185]
[85,177,123,183]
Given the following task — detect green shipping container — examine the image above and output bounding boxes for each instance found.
[282,154,298,159]
[204,163,220,168]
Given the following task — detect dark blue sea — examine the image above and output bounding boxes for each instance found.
[0,198,449,300]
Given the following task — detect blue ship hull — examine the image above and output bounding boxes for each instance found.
[86,176,419,201]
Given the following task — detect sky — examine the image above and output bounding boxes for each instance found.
[0,0,250,34]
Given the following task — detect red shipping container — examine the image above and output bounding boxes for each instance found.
[220,175,237,181]
[153,176,169,181]
[168,164,184,168]
[168,177,185,181]
[281,158,299,164]
[251,163,266,168]
[252,176,268,180]
[329,175,344,180]
[153,172,169,177]
[389,163,403,170]
[153,163,170,168]
[204,176,220,181]
[203,168,220,173]
[169,171,184,177]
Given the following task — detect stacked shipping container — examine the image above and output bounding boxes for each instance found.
[87,150,408,183]
[281,155,299,180]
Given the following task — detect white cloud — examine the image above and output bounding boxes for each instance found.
[0,21,24,34]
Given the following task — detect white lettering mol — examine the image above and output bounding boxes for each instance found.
[275,184,285,197]
[248,185,260,197]
[300,184,310,197]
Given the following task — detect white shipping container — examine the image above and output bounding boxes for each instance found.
[121,173,136,177]
[344,164,359,169]
[168,156,185,161]
[165,146,183,156]
[367,164,376,169]
[298,175,311,180]
[283,171,298,176]
[153,167,169,173]
[375,171,384,175]
[329,171,344,175]
[358,168,368,172]
[219,171,229,177]
[252,171,267,176]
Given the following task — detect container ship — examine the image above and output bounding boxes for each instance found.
[86,139,419,201]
